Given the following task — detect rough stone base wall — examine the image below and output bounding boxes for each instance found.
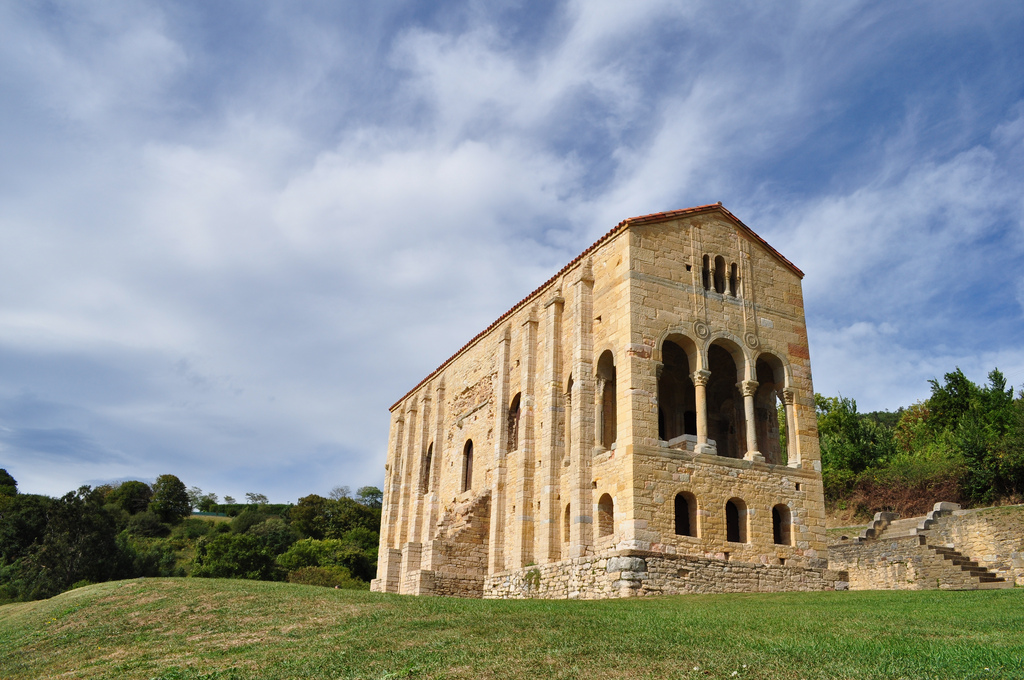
[484,551,847,599]
[926,506,1024,586]
[829,535,994,590]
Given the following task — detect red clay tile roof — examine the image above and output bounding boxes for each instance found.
[390,203,801,411]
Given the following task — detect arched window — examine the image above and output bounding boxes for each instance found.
[597,351,616,449]
[726,498,747,543]
[714,256,727,294]
[755,356,786,465]
[563,503,571,544]
[462,440,474,492]
[658,339,697,442]
[707,342,745,458]
[597,494,614,537]
[773,504,792,546]
[420,443,433,493]
[702,254,711,290]
[507,393,521,452]
[729,262,738,297]
[674,492,697,537]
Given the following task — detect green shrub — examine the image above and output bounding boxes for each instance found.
[127,511,170,538]
[247,517,299,554]
[286,565,367,589]
[231,508,270,534]
[191,533,279,581]
[276,538,374,581]
[176,518,213,539]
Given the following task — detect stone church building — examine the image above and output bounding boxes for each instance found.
[371,204,846,598]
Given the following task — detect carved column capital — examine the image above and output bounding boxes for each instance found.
[653,360,664,379]
[740,380,759,398]
[691,369,711,387]
[781,387,796,405]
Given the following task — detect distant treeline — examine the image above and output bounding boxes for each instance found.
[819,367,1024,517]
[0,472,383,604]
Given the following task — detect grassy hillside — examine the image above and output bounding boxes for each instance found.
[1,579,1021,680]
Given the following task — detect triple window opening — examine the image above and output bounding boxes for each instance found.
[702,254,739,297]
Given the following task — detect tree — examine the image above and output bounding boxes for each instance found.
[197,493,219,512]
[0,469,17,497]
[329,485,351,500]
[356,486,383,509]
[245,492,269,506]
[149,475,191,524]
[187,486,219,512]
[223,495,236,504]
[289,494,380,540]
[186,486,204,511]
[109,481,153,515]
[0,494,56,563]
[13,488,127,599]
[289,495,330,540]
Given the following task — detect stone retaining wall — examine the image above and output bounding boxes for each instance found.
[926,505,1024,586]
[828,535,987,590]
[484,552,847,599]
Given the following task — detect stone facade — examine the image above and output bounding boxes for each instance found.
[372,204,841,598]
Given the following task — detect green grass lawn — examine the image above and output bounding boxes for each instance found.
[1,579,1021,680]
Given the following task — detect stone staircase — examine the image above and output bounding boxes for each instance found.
[829,502,1013,590]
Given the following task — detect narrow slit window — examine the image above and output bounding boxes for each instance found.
[462,440,474,492]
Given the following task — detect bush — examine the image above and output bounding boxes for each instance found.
[128,511,171,538]
[120,535,183,577]
[176,518,213,540]
[276,538,374,581]
[247,517,299,555]
[231,508,270,534]
[287,566,367,589]
[191,533,279,581]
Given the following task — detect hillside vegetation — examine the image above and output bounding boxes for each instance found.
[0,474,382,604]
[1,578,1022,680]
[817,367,1024,519]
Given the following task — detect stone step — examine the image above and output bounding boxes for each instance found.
[979,581,1014,589]
[978,575,1006,583]
[879,517,926,537]
[925,543,1008,588]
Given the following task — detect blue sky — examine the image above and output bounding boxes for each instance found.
[2,1,1023,502]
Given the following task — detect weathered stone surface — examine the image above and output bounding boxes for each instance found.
[828,504,1024,590]
[607,556,647,573]
[373,205,835,598]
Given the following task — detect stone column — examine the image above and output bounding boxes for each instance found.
[569,262,595,559]
[424,379,445,543]
[595,376,607,449]
[538,293,564,564]
[782,387,798,467]
[488,326,511,575]
[382,412,404,550]
[396,404,417,546]
[512,311,538,568]
[740,380,763,462]
[409,390,431,545]
[691,369,712,454]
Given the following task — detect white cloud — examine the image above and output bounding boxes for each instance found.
[2,1,1024,500]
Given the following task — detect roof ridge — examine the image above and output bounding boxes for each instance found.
[389,204,800,411]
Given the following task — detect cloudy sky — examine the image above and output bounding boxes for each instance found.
[2,1,1023,502]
